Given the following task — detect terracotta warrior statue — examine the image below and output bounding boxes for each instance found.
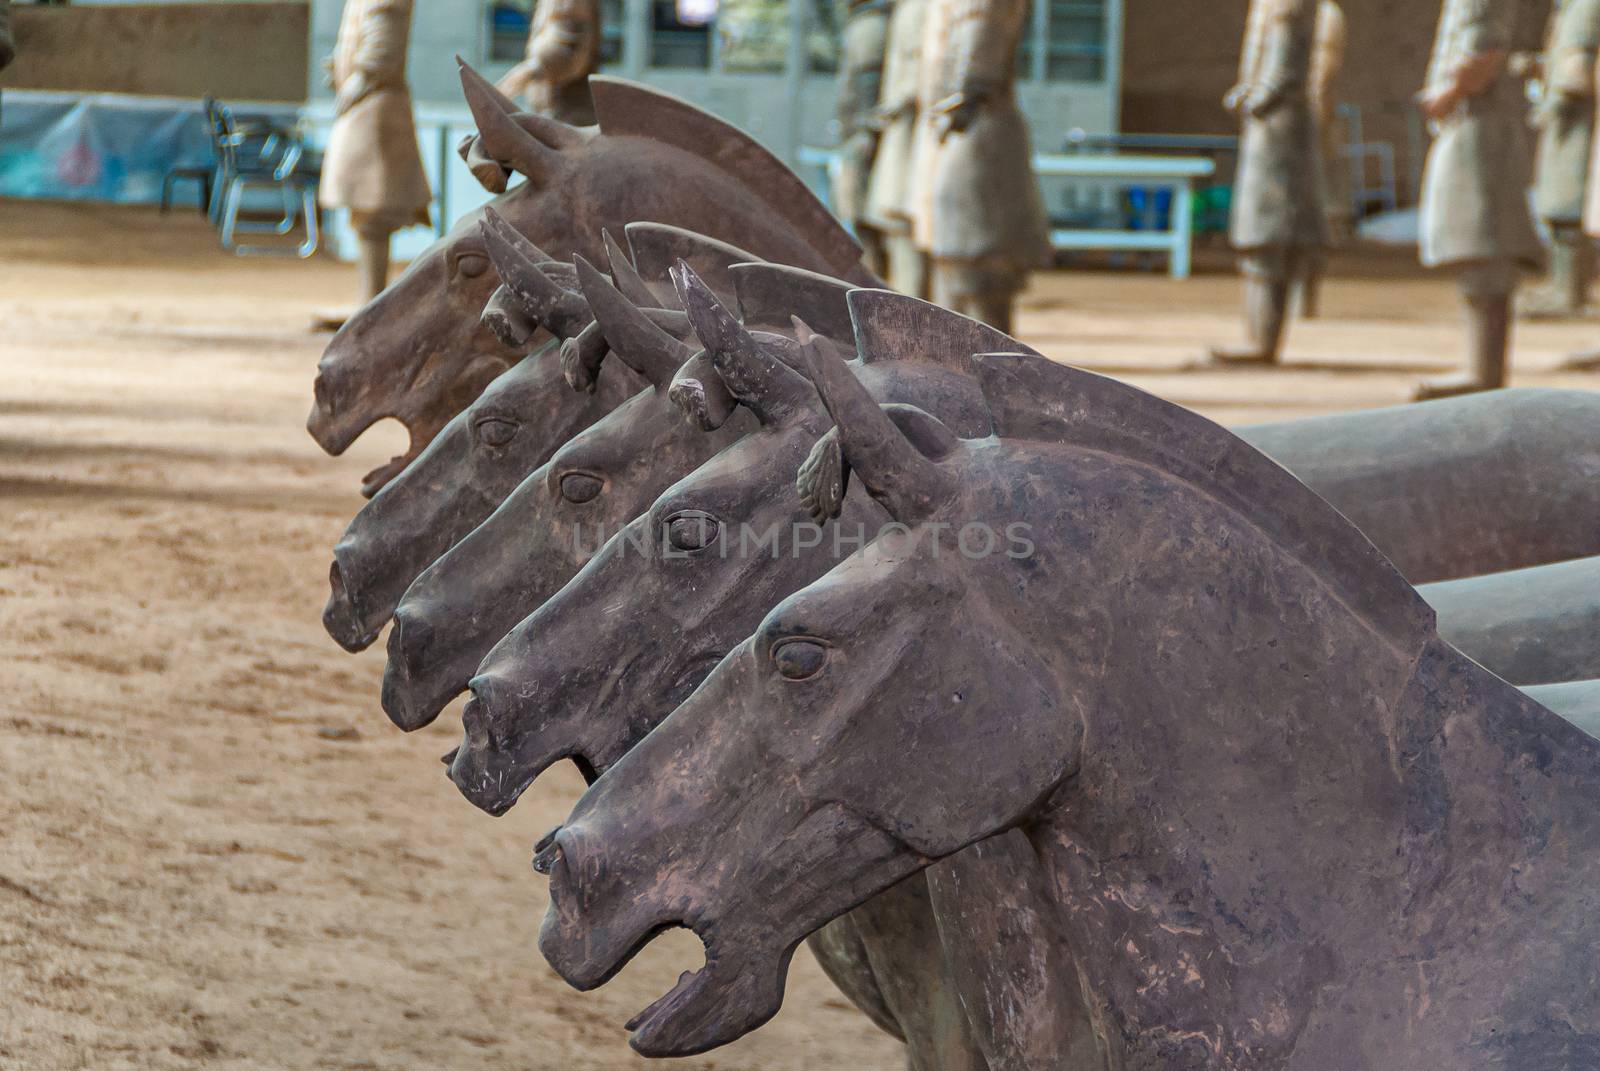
[862,0,930,297]
[1524,0,1600,318]
[1211,0,1327,364]
[1414,0,1543,399]
[917,0,1051,332]
[321,0,433,303]
[495,0,601,126]
[832,0,891,276]
[1299,0,1348,319]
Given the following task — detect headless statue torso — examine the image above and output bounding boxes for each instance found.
[497,0,601,126]
[915,0,1050,333]
[1209,0,1325,366]
[1297,0,1347,318]
[321,0,433,302]
[1415,0,1544,399]
[832,0,891,275]
[863,0,932,297]
[1525,0,1600,317]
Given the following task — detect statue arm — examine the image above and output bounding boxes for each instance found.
[336,0,412,113]
[838,65,887,135]
[1550,47,1597,101]
[1308,1,1346,115]
[933,0,1024,135]
[500,15,596,96]
[1418,0,1513,119]
[836,13,889,134]
[1245,0,1309,118]
[1226,0,1271,111]
[871,29,918,124]
[1544,0,1600,103]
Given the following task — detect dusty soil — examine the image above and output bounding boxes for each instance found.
[2,200,1597,1071]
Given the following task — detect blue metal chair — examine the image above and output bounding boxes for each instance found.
[160,96,227,218]
[212,101,320,258]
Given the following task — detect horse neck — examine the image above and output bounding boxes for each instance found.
[993,444,1600,1058]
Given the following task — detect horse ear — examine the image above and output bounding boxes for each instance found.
[481,284,536,348]
[668,351,742,431]
[794,407,947,523]
[674,261,814,427]
[575,254,692,390]
[458,132,510,193]
[797,426,849,524]
[559,319,613,393]
[602,229,666,310]
[793,318,957,523]
[458,58,563,185]
[480,209,590,339]
[477,207,556,264]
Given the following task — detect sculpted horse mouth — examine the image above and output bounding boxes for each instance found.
[623,947,750,1057]
[446,693,587,814]
[322,556,383,653]
[537,833,781,1059]
[359,450,419,499]
[447,741,596,814]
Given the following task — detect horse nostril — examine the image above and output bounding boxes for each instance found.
[391,609,435,677]
[322,557,374,652]
[532,826,563,874]
[461,693,492,750]
[313,372,334,416]
[327,557,346,603]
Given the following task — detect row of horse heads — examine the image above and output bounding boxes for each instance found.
[304,60,1600,1068]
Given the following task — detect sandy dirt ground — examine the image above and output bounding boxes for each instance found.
[3,200,1598,1071]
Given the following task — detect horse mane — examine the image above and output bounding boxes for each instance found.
[848,291,1039,373]
[732,263,855,340]
[592,78,863,277]
[625,223,757,304]
[969,352,1435,648]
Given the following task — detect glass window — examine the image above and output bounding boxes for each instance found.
[652,0,715,69]
[1044,0,1106,83]
[487,0,533,63]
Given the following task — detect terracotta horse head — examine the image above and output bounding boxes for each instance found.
[382,261,870,733]
[319,218,747,653]
[450,288,1010,817]
[308,60,873,497]
[534,347,1600,1061]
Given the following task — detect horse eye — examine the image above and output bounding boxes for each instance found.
[665,510,720,552]
[456,253,490,279]
[772,639,828,681]
[560,473,603,504]
[474,417,519,448]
